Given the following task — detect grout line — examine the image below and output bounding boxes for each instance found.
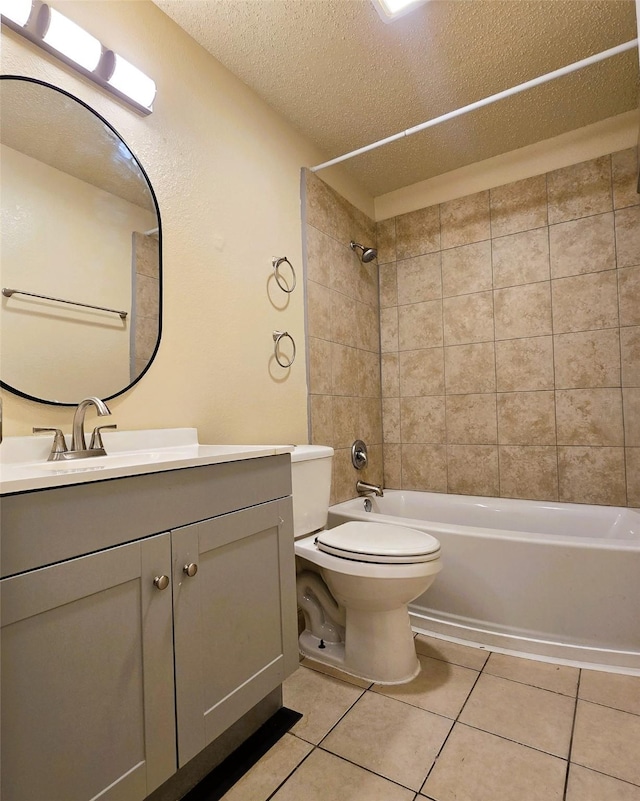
[562,669,581,800]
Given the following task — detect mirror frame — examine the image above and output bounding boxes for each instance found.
[0,75,163,406]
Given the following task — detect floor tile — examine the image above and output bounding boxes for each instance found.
[322,691,453,791]
[270,748,415,801]
[572,699,640,785]
[219,734,312,801]
[283,667,364,744]
[459,673,575,757]
[300,656,372,689]
[484,651,579,696]
[565,763,640,801]
[579,668,640,715]
[422,723,566,801]
[373,654,479,719]
[415,634,490,670]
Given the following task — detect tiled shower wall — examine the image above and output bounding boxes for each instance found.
[378,149,639,507]
[304,171,383,504]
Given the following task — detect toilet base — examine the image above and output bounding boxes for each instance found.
[298,618,421,686]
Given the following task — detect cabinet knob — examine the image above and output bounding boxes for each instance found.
[183,563,198,577]
[153,575,170,590]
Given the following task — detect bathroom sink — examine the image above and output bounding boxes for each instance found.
[0,429,293,494]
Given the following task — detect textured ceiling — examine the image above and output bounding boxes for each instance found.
[154,0,638,197]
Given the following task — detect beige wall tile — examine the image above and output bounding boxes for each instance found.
[305,171,345,242]
[382,397,401,443]
[331,290,357,347]
[378,262,397,308]
[376,217,396,264]
[359,397,383,444]
[495,336,554,392]
[551,271,619,333]
[332,396,359,449]
[612,147,640,210]
[558,446,626,505]
[621,327,640,387]
[331,343,359,396]
[331,446,358,503]
[492,228,550,288]
[490,174,548,238]
[396,205,440,259]
[497,391,556,445]
[399,348,444,396]
[423,723,566,801]
[547,156,613,224]
[306,224,332,286]
[383,443,402,488]
[623,388,640,446]
[494,282,552,340]
[556,388,624,446]
[310,395,333,446]
[443,291,494,345]
[446,394,497,444]
[566,764,640,801]
[398,300,443,350]
[400,396,446,443]
[441,190,490,249]
[627,448,640,506]
[397,253,442,305]
[308,336,332,394]
[355,259,379,309]
[362,444,385,494]
[307,280,332,340]
[358,349,381,397]
[447,445,499,496]
[331,241,360,297]
[571,700,640,785]
[553,329,621,389]
[380,307,398,352]
[549,213,616,278]
[381,352,399,396]
[445,342,496,394]
[401,443,447,491]
[459,673,574,757]
[499,445,558,500]
[619,265,640,326]
[615,206,640,268]
[356,301,380,353]
[442,240,492,297]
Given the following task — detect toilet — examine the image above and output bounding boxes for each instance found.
[291,445,442,684]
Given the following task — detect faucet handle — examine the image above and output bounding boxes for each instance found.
[89,424,117,451]
[33,427,69,461]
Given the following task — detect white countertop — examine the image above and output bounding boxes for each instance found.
[0,428,294,495]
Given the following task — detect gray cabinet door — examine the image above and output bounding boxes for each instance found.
[1,533,176,801]
[172,498,298,766]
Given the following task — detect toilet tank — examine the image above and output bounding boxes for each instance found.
[290,445,334,538]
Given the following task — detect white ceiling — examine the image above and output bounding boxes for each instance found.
[154,0,638,197]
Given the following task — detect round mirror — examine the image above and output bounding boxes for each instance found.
[0,76,161,405]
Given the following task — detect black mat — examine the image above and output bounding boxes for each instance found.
[181,707,303,801]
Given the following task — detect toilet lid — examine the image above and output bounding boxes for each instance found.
[316,522,440,564]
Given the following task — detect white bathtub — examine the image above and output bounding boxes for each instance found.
[328,491,640,671]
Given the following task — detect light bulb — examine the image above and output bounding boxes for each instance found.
[42,8,102,71]
[107,53,156,109]
[0,0,32,26]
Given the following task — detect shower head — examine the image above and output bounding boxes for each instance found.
[350,241,378,263]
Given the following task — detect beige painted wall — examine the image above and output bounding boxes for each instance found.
[2,144,154,401]
[0,0,372,443]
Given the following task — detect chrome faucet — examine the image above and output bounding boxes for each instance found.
[356,480,384,498]
[71,396,111,453]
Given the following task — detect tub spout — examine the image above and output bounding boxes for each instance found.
[297,571,345,643]
[356,480,384,497]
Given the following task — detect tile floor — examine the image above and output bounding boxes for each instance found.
[221,634,640,801]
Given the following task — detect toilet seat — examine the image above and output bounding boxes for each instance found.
[316,521,440,564]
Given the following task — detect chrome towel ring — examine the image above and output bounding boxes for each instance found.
[273,257,296,294]
[273,330,296,368]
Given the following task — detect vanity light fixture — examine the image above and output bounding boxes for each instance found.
[371,0,429,22]
[0,0,156,114]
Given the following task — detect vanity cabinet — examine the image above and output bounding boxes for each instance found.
[0,454,297,801]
